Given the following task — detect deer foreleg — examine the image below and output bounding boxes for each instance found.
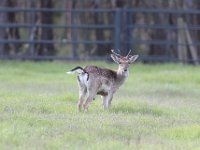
[106,94,113,109]
[102,96,107,110]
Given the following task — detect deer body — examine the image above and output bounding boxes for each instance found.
[67,50,138,112]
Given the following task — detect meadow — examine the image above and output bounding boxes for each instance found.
[0,61,200,150]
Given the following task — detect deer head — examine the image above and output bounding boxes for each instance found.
[111,49,138,76]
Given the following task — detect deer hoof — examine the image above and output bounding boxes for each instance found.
[77,104,82,111]
[84,108,88,112]
[83,103,88,112]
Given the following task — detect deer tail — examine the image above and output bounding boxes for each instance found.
[66,66,85,74]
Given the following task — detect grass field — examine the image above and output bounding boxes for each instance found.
[0,61,200,150]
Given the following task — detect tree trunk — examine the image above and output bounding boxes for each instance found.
[79,0,92,56]
[65,0,72,40]
[27,0,40,56]
[0,0,8,55]
[149,31,167,56]
[195,0,200,56]
[7,0,21,54]
[38,0,55,56]
[0,0,21,56]
[93,0,106,56]
[149,11,168,57]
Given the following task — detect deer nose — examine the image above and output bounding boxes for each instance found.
[124,69,127,72]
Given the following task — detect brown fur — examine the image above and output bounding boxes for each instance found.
[68,50,138,112]
[84,65,117,82]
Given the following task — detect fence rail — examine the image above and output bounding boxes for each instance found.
[1,7,200,14]
[0,7,200,63]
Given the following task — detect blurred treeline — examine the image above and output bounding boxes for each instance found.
[0,0,200,61]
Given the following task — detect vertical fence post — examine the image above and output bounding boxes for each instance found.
[126,9,132,53]
[114,8,122,51]
[71,10,78,59]
[29,0,37,57]
[165,12,171,62]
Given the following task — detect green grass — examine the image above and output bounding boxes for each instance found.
[0,61,200,150]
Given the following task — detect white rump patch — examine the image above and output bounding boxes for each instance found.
[78,73,89,85]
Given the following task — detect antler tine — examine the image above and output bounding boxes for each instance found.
[111,49,121,57]
[117,49,121,53]
[126,49,132,57]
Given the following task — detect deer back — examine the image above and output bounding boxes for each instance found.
[84,65,117,82]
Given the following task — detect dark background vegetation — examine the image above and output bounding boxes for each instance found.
[0,0,200,63]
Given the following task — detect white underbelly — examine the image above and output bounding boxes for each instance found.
[98,84,110,93]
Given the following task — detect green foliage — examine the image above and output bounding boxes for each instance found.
[0,61,200,150]
[160,125,200,140]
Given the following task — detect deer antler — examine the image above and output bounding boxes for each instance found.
[111,49,122,57]
[126,49,132,58]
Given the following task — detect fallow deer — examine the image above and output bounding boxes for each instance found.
[67,50,138,112]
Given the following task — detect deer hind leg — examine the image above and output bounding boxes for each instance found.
[83,88,97,112]
[83,94,96,112]
[77,82,87,111]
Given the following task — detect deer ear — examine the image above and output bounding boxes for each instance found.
[129,55,139,63]
[111,54,120,64]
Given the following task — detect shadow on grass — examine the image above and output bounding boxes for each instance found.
[49,94,77,103]
[109,103,170,117]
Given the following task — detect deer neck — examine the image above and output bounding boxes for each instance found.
[116,68,129,86]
